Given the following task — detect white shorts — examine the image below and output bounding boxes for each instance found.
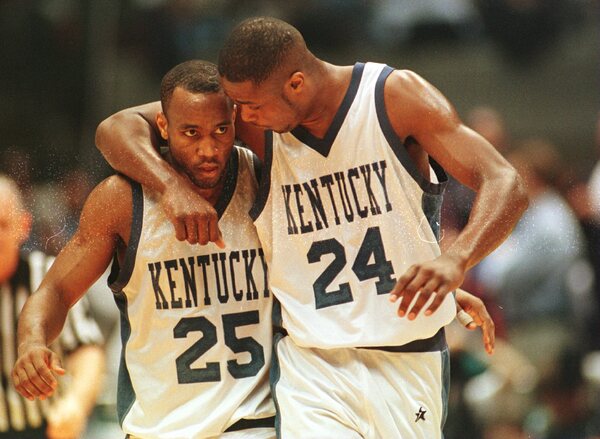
[271,331,449,439]
[125,422,275,439]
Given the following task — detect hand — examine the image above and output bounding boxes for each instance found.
[389,253,466,319]
[454,288,495,355]
[46,394,88,439]
[12,344,65,400]
[160,176,225,247]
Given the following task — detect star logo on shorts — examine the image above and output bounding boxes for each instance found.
[415,406,427,423]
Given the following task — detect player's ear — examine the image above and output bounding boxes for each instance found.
[287,71,304,94]
[156,112,169,140]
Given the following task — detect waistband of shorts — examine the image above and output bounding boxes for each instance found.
[225,416,276,431]
[275,326,447,353]
[360,328,447,353]
[124,417,275,439]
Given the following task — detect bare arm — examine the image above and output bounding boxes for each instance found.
[13,176,129,400]
[95,103,265,247]
[385,70,528,317]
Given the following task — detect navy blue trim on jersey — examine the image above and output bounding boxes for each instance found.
[441,347,450,431]
[252,151,262,184]
[290,62,365,157]
[214,146,239,218]
[249,131,273,221]
[361,328,447,353]
[225,416,275,432]
[108,180,143,293]
[113,290,136,426]
[375,65,448,195]
[422,191,443,241]
[270,331,286,438]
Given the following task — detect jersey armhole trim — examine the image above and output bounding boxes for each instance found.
[249,131,273,221]
[108,179,143,293]
[375,66,447,195]
[215,146,240,218]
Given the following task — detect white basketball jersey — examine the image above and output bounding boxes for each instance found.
[109,146,274,439]
[252,62,456,349]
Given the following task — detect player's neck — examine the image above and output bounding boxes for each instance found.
[195,181,225,207]
[300,62,354,139]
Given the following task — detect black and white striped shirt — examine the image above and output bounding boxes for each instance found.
[0,251,103,433]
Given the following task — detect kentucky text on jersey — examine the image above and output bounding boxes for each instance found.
[281,160,393,235]
[147,248,269,310]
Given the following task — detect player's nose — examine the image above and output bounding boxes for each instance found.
[195,137,218,157]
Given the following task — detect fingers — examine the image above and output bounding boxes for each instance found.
[456,309,475,329]
[13,354,60,400]
[183,217,199,245]
[49,355,65,376]
[173,221,187,242]
[480,311,496,355]
[389,265,453,319]
[209,222,225,249]
[172,213,225,248]
[456,289,496,355]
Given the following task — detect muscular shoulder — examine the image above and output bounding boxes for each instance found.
[383,69,460,139]
[79,175,133,241]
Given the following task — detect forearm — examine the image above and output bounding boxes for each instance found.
[95,105,181,193]
[446,169,528,269]
[17,287,70,353]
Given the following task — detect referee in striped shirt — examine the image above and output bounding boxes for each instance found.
[0,175,104,438]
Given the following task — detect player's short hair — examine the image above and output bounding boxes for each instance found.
[160,60,222,113]
[218,17,305,85]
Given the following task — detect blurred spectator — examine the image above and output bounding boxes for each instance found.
[587,112,600,218]
[369,0,480,48]
[0,174,104,439]
[474,0,581,65]
[477,138,585,376]
[559,171,600,351]
[535,348,600,439]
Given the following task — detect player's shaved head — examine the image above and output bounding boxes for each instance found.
[160,60,229,115]
[218,17,310,85]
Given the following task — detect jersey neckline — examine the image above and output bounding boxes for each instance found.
[289,62,365,158]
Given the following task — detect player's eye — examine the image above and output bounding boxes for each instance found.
[214,126,229,135]
[183,129,197,137]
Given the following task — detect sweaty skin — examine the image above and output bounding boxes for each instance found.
[14,88,237,401]
[95,31,525,333]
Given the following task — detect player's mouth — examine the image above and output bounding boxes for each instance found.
[195,163,219,172]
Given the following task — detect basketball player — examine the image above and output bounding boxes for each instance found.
[93,18,522,438]
[0,175,104,439]
[12,61,275,439]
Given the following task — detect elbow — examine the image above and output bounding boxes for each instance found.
[509,167,529,215]
[95,114,117,156]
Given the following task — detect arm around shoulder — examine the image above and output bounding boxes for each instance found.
[95,102,178,193]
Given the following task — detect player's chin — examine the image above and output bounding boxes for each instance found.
[191,176,219,189]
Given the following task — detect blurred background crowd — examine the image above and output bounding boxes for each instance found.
[1,0,599,438]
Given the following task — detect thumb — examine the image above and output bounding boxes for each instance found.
[49,354,65,376]
[215,229,226,249]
